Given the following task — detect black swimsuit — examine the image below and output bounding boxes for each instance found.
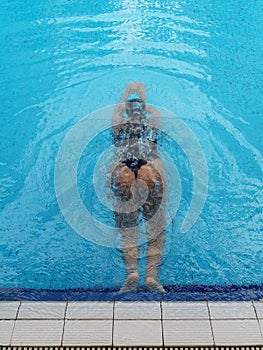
[112,113,159,177]
[121,158,147,178]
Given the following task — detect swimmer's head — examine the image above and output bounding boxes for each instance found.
[126,97,146,118]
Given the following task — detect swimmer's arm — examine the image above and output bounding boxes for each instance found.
[112,102,125,126]
[122,82,146,101]
[146,105,162,128]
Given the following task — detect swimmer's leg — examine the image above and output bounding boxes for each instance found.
[138,164,166,292]
[144,207,166,293]
[115,211,140,292]
[111,163,140,292]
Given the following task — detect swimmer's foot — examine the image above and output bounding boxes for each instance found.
[120,272,139,292]
[146,277,165,293]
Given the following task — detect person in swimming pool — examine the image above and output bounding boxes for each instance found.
[111,82,166,292]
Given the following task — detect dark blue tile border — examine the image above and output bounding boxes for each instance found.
[1,285,263,302]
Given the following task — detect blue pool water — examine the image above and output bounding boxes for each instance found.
[0,0,262,293]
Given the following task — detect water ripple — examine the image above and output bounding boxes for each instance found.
[1,0,262,289]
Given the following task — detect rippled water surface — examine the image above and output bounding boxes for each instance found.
[0,0,262,289]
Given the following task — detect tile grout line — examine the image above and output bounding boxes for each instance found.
[9,301,21,345]
[61,301,68,346]
[252,301,263,342]
[15,301,22,319]
[206,299,216,346]
[112,300,115,346]
[160,300,164,347]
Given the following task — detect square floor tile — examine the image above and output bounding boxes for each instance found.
[115,302,161,319]
[18,302,66,319]
[0,302,20,319]
[253,302,263,319]
[66,302,113,319]
[209,301,256,319]
[0,320,15,345]
[163,320,213,346]
[212,319,262,345]
[114,320,162,346]
[162,302,209,319]
[63,320,112,345]
[11,320,64,345]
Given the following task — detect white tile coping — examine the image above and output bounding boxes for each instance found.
[18,301,66,319]
[253,302,263,319]
[162,301,209,319]
[0,320,15,345]
[0,302,20,319]
[209,301,257,319]
[66,301,114,319]
[212,319,263,346]
[163,319,214,346]
[0,300,263,346]
[63,320,112,346]
[114,301,161,319]
[114,320,162,346]
[11,320,64,346]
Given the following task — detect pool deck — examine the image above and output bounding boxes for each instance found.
[1,301,263,346]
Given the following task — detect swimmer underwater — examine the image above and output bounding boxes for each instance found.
[111,82,166,292]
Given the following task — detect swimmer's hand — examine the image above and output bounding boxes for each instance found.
[123,82,146,101]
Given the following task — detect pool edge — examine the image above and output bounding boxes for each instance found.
[1,285,263,301]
